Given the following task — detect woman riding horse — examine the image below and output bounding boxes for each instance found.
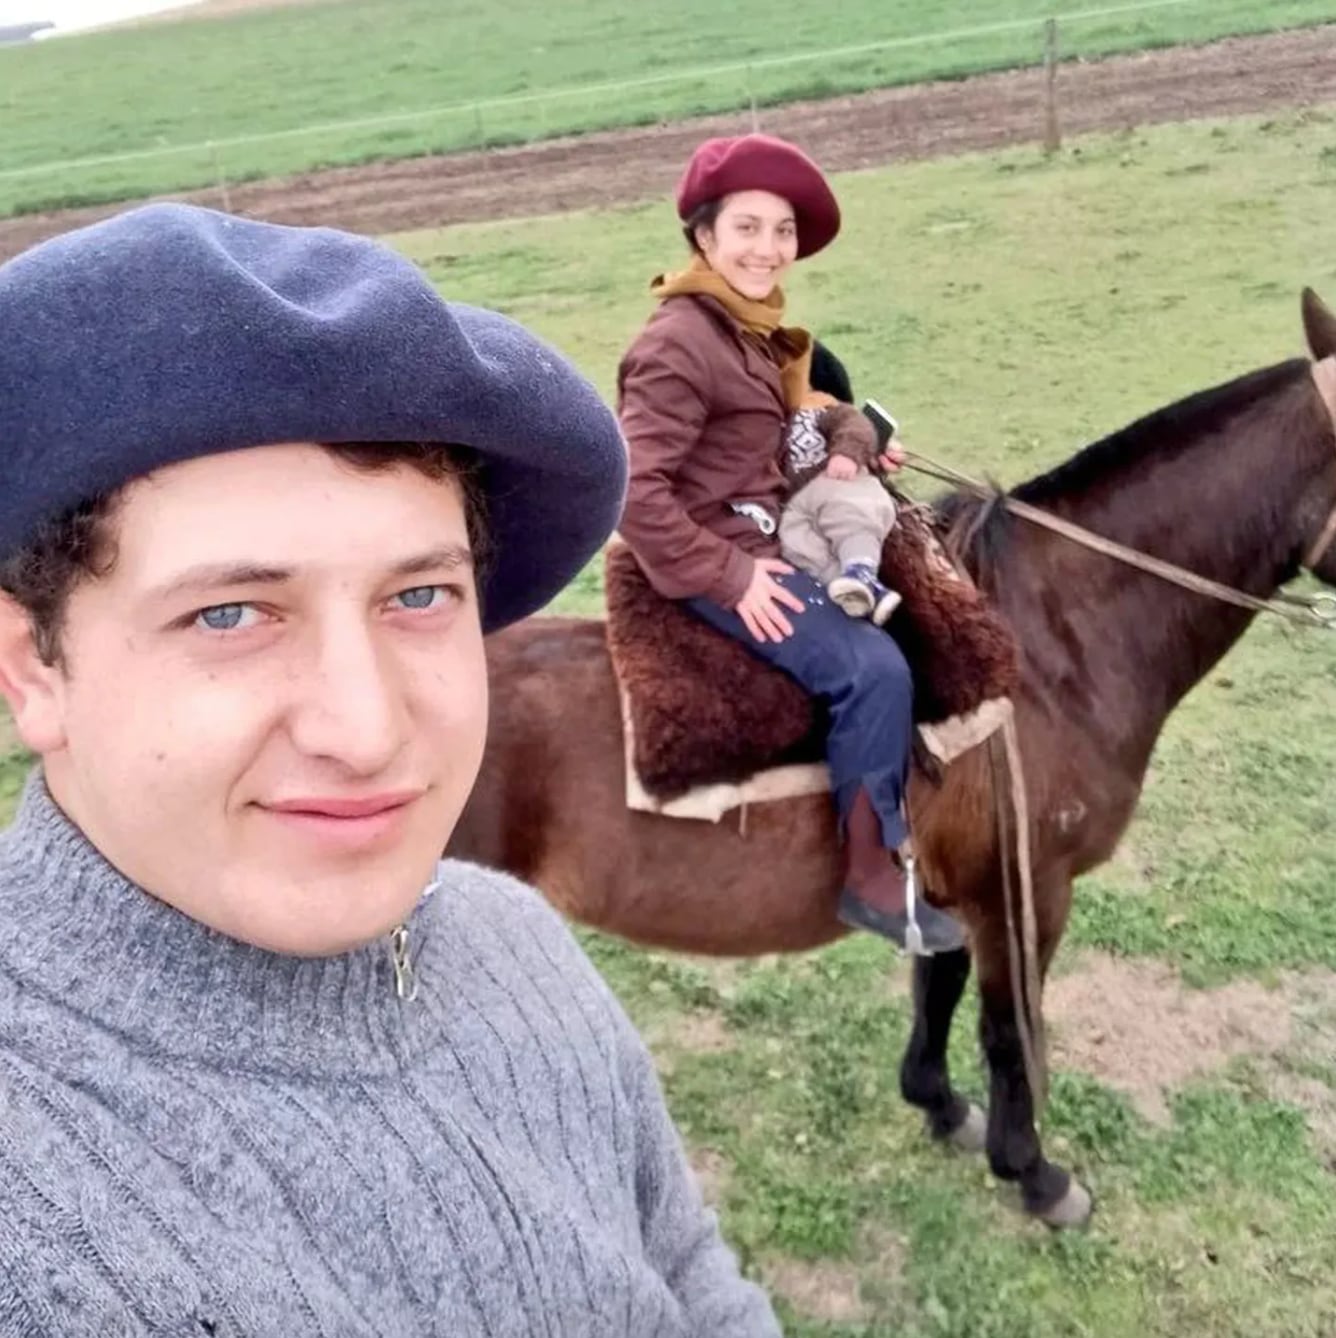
[615,133,964,954]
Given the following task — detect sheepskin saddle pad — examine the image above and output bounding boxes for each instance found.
[604,500,1020,802]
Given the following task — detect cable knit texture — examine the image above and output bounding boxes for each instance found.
[0,773,779,1337]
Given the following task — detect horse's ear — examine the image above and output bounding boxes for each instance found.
[1301,287,1336,360]
[810,340,855,404]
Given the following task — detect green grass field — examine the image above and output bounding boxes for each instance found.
[3,107,1336,1334]
[0,0,1333,217]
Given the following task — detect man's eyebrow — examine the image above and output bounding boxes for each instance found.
[149,545,473,601]
[389,544,474,579]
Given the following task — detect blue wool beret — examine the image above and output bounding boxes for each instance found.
[0,203,626,632]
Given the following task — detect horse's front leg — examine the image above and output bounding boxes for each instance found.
[975,892,1093,1228]
[899,949,986,1150]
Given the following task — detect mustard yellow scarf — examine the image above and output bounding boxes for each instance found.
[650,255,813,410]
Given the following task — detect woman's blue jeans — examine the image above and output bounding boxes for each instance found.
[685,568,914,848]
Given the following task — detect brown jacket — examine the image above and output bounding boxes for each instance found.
[616,294,787,607]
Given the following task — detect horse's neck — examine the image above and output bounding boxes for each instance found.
[1004,409,1309,735]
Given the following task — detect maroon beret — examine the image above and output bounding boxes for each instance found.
[675,133,841,258]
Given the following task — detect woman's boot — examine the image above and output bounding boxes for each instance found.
[835,788,966,954]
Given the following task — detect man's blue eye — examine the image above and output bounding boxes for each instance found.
[196,604,252,631]
[396,585,443,610]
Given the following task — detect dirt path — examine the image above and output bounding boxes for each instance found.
[2,24,1333,261]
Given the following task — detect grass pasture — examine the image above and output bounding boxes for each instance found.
[2,108,1336,1333]
[1,0,1334,216]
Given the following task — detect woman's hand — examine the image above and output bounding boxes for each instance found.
[824,454,858,481]
[877,441,907,474]
[735,557,805,644]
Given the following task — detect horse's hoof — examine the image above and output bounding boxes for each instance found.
[1037,1179,1093,1229]
[937,1103,986,1153]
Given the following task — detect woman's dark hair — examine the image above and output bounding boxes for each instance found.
[0,442,488,668]
[682,198,724,255]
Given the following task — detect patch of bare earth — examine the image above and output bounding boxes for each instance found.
[649,1009,736,1079]
[2,25,1335,261]
[1269,974,1336,1163]
[762,1258,870,1324]
[1048,951,1336,1134]
[760,1226,907,1324]
[672,1011,735,1055]
[688,1147,730,1209]
[1106,832,1158,889]
[657,1011,732,1054]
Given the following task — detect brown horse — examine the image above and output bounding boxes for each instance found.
[448,290,1336,1228]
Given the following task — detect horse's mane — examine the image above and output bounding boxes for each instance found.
[936,357,1321,581]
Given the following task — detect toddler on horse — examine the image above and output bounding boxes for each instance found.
[779,391,903,626]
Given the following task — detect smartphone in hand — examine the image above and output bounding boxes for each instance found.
[861,399,900,448]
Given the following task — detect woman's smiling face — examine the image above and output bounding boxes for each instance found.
[696,189,799,299]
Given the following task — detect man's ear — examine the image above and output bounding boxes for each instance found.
[0,594,67,754]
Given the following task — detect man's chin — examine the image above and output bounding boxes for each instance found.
[213,854,443,957]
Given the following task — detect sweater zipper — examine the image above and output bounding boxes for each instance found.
[388,863,444,1002]
[389,925,417,1002]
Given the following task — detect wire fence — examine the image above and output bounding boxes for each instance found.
[0,0,1208,188]
[0,0,1271,217]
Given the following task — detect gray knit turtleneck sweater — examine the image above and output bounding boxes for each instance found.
[0,773,780,1337]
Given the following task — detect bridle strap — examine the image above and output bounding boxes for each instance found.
[896,356,1336,630]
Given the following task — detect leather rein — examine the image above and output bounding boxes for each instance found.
[898,355,1336,631]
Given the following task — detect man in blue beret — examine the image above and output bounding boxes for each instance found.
[0,204,781,1337]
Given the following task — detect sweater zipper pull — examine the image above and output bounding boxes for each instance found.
[389,924,417,1002]
[388,865,442,1002]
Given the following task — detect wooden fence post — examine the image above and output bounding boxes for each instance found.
[1043,17,1061,154]
[209,141,231,212]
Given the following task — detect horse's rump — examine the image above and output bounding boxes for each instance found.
[605,499,1020,802]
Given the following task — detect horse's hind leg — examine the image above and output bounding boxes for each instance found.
[899,948,986,1150]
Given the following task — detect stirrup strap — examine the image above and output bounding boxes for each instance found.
[903,851,926,956]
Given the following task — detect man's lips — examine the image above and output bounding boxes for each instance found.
[263,793,420,819]
[255,791,425,851]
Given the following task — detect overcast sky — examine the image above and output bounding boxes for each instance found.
[1,0,202,34]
